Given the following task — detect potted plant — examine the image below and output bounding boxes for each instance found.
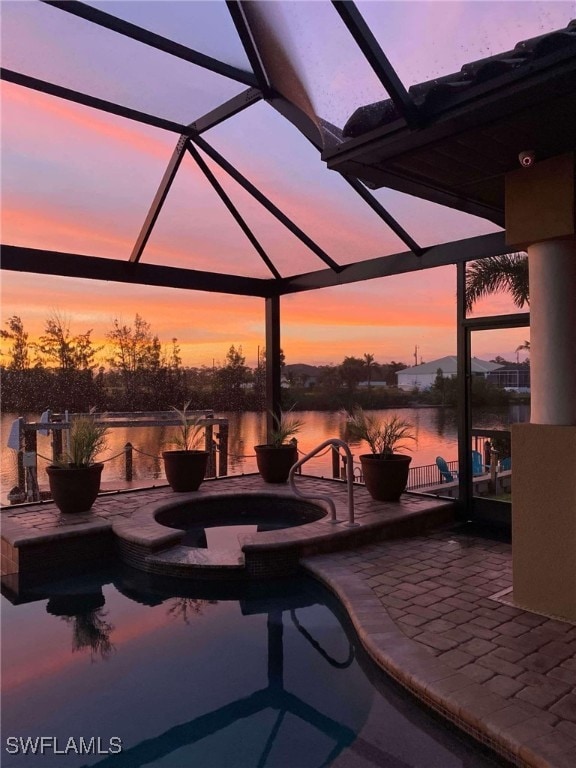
[254,409,304,484]
[346,407,416,501]
[162,402,209,492]
[46,411,109,514]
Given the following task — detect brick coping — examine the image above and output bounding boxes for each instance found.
[2,475,454,573]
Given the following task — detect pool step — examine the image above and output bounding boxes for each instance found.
[145,544,246,577]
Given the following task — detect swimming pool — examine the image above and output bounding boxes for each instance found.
[1,567,506,768]
[155,494,326,549]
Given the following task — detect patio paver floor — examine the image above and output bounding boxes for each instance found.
[304,530,576,768]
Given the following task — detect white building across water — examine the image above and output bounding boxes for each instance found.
[397,356,502,391]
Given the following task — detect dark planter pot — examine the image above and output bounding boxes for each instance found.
[359,454,412,502]
[163,450,209,492]
[254,443,298,484]
[46,463,104,514]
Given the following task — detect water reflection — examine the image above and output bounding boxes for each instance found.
[46,591,115,661]
[1,406,529,501]
[166,596,217,624]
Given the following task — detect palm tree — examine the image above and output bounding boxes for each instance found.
[363,353,376,389]
[515,340,531,363]
[465,253,529,313]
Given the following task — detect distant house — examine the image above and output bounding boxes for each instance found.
[487,363,530,392]
[282,364,321,388]
[397,356,503,391]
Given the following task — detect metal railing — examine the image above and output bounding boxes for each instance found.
[408,460,460,490]
[289,438,358,527]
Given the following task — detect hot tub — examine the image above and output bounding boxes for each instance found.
[155,493,326,549]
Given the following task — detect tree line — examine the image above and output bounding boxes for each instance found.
[1,313,259,412]
[1,313,522,414]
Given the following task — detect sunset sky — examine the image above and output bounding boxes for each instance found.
[2,0,569,368]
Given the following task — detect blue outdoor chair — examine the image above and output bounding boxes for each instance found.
[499,456,511,471]
[436,456,457,483]
[472,450,484,476]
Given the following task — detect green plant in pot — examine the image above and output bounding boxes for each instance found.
[346,407,415,501]
[254,409,304,484]
[162,402,209,492]
[46,411,109,514]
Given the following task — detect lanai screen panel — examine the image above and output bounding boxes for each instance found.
[1,82,178,260]
[140,149,278,279]
[196,150,329,278]
[86,0,253,71]
[206,103,409,271]
[282,266,459,373]
[1,0,248,124]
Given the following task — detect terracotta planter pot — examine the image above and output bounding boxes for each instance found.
[254,443,298,484]
[46,463,104,514]
[163,450,209,492]
[359,454,412,502]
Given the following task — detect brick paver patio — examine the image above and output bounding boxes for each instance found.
[305,530,576,768]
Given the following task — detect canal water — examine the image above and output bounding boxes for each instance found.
[1,406,528,503]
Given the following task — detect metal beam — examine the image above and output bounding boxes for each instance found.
[274,231,507,295]
[1,245,273,298]
[130,136,189,264]
[191,135,343,273]
[265,296,282,439]
[186,142,281,279]
[41,0,258,88]
[187,88,262,135]
[457,262,473,518]
[342,175,423,255]
[331,1,420,127]
[1,68,186,135]
[226,1,271,93]
[1,231,510,299]
[463,312,530,332]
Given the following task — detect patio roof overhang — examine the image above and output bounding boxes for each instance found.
[325,29,576,227]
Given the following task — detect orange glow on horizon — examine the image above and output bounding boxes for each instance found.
[1,262,527,368]
[2,204,138,259]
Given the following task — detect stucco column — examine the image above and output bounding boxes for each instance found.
[506,153,576,621]
[528,239,576,425]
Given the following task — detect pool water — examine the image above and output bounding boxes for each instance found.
[1,568,507,768]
